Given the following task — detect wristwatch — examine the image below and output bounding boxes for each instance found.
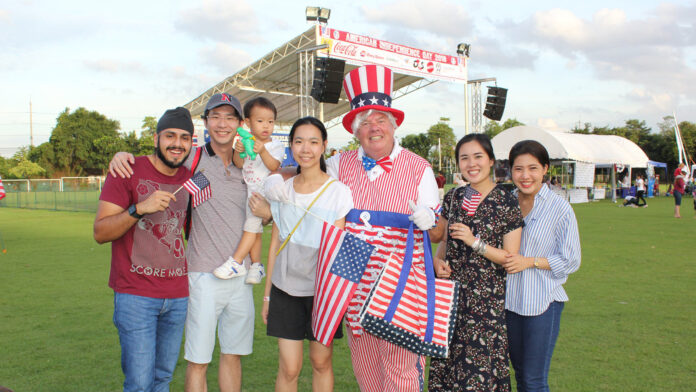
[128,204,143,219]
[533,257,540,269]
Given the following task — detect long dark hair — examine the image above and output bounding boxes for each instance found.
[289,116,327,174]
[508,140,550,168]
[455,133,495,161]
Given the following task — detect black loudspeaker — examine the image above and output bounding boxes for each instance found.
[310,58,346,104]
[483,86,507,121]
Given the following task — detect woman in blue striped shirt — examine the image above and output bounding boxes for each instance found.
[503,140,581,392]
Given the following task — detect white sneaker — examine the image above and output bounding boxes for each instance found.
[245,263,265,284]
[213,257,247,280]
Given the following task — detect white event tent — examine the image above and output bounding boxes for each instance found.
[491,126,650,167]
[491,126,652,203]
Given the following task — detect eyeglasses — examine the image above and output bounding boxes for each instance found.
[207,114,238,122]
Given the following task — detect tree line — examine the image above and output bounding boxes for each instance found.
[0,107,156,179]
[1,107,693,181]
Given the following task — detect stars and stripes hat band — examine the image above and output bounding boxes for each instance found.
[342,65,404,133]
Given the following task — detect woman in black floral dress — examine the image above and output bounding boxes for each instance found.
[428,134,524,391]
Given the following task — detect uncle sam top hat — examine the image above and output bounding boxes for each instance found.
[342,64,404,133]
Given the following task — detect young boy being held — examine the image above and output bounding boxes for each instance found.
[214,97,285,283]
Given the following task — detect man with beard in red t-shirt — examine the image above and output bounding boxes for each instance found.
[94,107,194,392]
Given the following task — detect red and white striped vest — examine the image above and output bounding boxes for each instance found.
[338,148,432,335]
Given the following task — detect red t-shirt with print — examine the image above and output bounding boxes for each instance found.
[99,156,190,298]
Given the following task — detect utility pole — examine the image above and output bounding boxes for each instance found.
[438,137,442,171]
[30,99,34,147]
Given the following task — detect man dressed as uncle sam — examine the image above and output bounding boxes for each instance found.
[269,64,440,391]
[333,64,440,392]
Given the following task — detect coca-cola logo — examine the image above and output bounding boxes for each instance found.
[333,42,358,57]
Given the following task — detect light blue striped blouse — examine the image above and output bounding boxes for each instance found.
[505,184,581,316]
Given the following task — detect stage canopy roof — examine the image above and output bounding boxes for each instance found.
[491,126,651,168]
[182,28,436,130]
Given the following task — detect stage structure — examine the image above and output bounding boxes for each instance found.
[183,24,469,133]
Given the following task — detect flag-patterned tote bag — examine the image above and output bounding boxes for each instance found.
[359,227,460,358]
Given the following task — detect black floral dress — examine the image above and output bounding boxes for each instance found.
[429,184,523,392]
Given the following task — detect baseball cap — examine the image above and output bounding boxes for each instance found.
[203,93,243,119]
[156,107,194,134]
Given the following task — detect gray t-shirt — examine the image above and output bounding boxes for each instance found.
[185,144,249,273]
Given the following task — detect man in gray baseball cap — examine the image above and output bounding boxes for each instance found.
[109,93,269,392]
[202,93,243,120]
[182,92,256,392]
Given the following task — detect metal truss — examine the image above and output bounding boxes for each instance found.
[467,77,496,133]
[298,48,320,118]
[471,82,483,133]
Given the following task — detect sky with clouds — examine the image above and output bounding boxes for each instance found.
[1,0,695,157]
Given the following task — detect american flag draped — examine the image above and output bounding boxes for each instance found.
[312,221,374,346]
[183,171,212,208]
[461,186,481,216]
[0,176,5,200]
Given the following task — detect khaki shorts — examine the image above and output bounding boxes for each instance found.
[184,272,254,363]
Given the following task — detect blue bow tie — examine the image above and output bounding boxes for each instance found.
[362,156,378,171]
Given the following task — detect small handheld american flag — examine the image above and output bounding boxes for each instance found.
[183,171,212,208]
[461,186,481,216]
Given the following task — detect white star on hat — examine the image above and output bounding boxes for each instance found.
[358,98,366,107]
[369,96,379,105]
[382,98,390,106]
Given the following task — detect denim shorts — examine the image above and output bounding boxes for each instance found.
[674,191,683,206]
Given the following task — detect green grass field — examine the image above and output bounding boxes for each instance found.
[0,191,100,212]
[1,196,694,391]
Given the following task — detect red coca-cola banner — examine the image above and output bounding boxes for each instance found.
[317,26,467,83]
